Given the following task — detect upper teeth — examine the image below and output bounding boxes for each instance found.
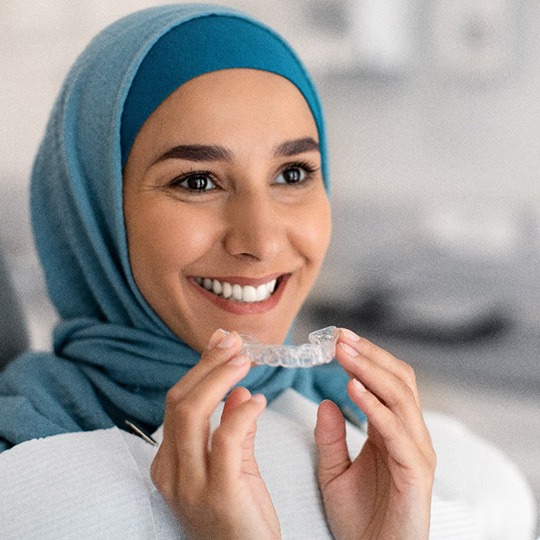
[195,277,278,303]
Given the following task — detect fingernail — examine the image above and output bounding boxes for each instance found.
[251,393,266,404]
[207,328,229,350]
[228,353,249,366]
[341,328,361,341]
[352,378,367,392]
[340,342,359,357]
[218,331,238,349]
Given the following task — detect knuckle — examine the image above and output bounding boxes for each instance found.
[388,413,404,435]
[164,392,201,430]
[150,459,173,500]
[386,378,415,409]
[361,337,378,356]
[149,459,161,486]
[417,440,437,480]
[151,458,196,507]
[427,446,437,471]
[173,399,199,425]
[199,347,222,365]
[420,454,437,485]
[165,386,182,409]
[402,379,416,402]
[397,360,416,386]
[211,425,235,452]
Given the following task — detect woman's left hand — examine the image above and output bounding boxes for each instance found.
[315,329,436,540]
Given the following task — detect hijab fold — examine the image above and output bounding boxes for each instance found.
[0,4,363,452]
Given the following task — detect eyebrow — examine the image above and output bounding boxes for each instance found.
[273,137,320,157]
[154,144,233,163]
[154,137,320,164]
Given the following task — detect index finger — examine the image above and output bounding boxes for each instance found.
[337,328,420,405]
[161,353,252,480]
[169,329,243,401]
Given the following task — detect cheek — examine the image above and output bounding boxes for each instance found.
[293,197,332,267]
[126,203,219,283]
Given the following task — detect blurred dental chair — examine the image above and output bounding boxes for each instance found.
[0,241,29,370]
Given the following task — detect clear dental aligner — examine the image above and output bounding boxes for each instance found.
[240,326,338,368]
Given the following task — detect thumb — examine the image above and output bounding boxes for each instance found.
[222,386,252,421]
[222,387,260,464]
[315,400,351,489]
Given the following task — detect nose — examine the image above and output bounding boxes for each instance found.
[222,191,283,262]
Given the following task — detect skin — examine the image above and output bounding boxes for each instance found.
[123,68,331,352]
[123,69,435,539]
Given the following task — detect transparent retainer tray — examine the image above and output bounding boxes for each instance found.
[239,326,338,368]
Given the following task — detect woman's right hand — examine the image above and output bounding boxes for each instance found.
[150,329,280,540]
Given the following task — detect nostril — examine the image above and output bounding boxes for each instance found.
[236,252,263,261]
[223,238,280,262]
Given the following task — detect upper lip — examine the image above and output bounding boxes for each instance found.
[191,273,286,287]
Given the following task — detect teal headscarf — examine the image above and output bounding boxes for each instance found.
[0,4,362,451]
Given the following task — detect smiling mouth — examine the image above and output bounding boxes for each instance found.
[194,276,280,303]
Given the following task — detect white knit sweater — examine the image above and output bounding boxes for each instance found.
[0,389,536,539]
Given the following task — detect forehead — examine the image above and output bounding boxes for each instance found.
[135,69,318,149]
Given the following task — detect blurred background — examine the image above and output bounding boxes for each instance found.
[0,0,538,528]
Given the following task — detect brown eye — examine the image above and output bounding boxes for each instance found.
[275,166,306,185]
[174,173,216,192]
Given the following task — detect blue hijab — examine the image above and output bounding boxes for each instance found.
[0,4,362,451]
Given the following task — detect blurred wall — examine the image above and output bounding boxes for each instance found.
[1,0,540,211]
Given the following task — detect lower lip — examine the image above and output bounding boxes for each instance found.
[190,275,289,315]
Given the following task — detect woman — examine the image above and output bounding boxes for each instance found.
[0,4,535,539]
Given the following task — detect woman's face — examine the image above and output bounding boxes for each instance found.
[123,68,331,352]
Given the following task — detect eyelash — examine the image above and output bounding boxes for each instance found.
[166,161,320,194]
[277,161,319,186]
[167,170,218,193]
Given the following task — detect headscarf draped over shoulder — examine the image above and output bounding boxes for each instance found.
[0,4,362,452]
